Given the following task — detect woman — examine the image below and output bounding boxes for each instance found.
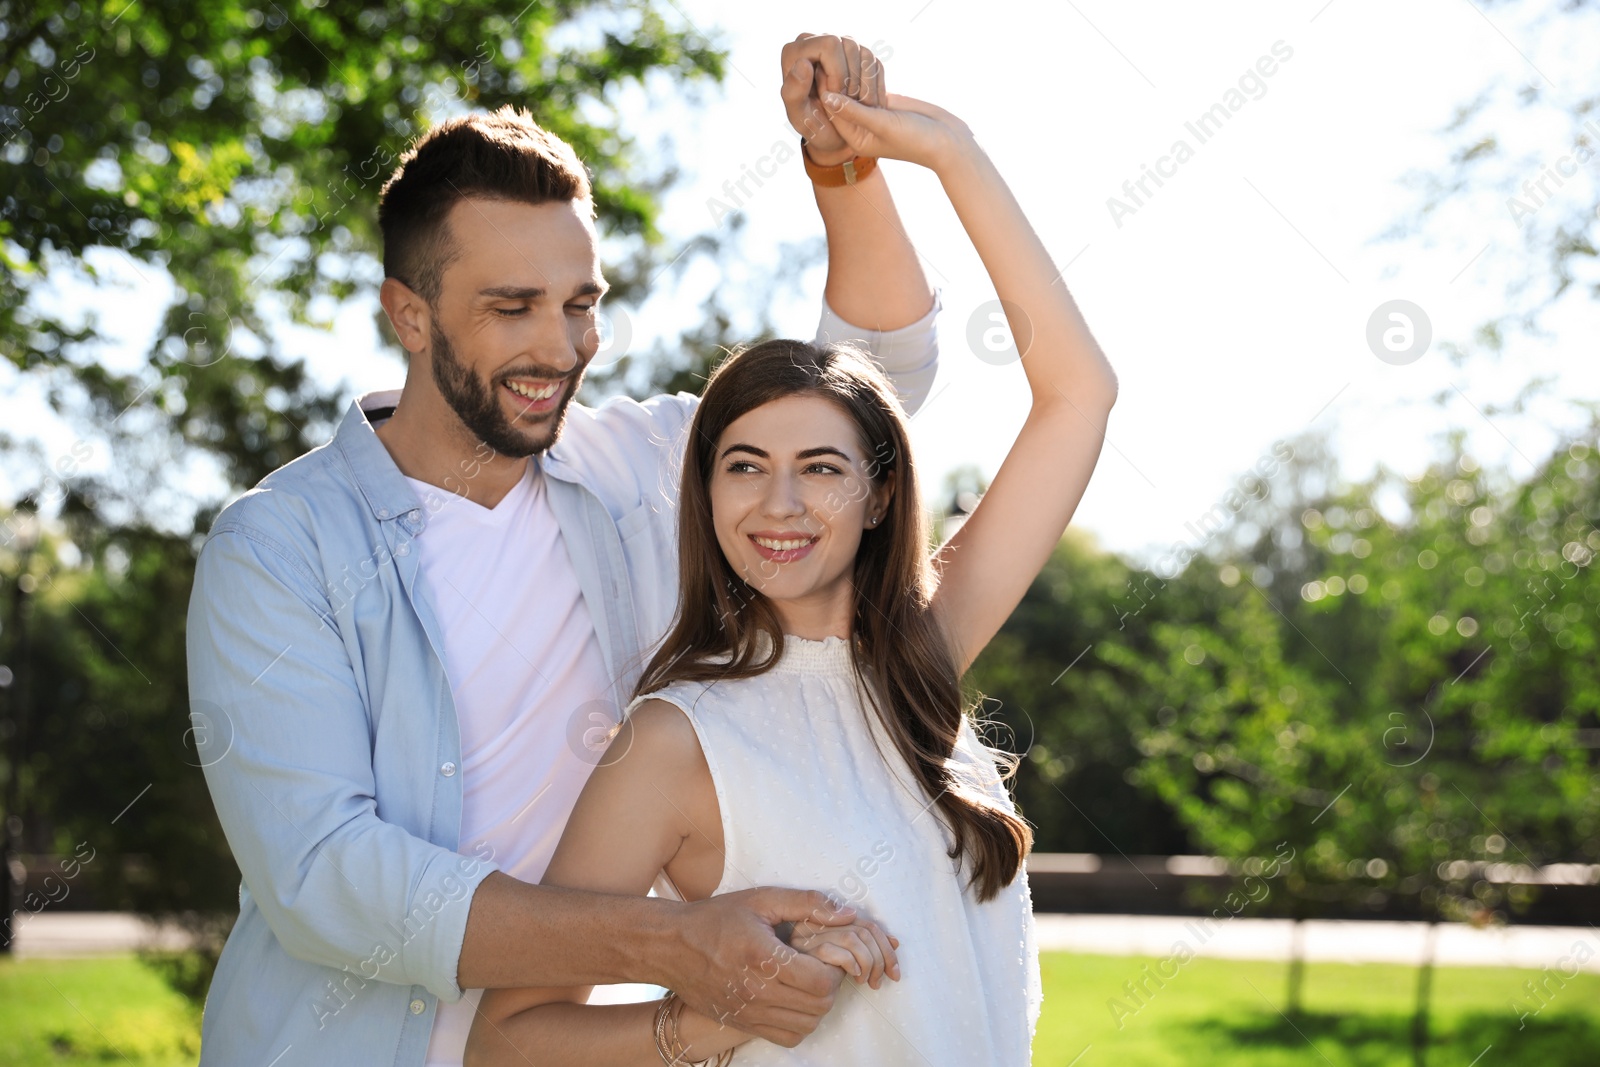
[465,88,1117,1066]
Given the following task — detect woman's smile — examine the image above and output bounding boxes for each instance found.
[748,531,821,563]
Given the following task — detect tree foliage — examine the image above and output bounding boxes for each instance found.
[0,0,726,955]
[2,0,723,520]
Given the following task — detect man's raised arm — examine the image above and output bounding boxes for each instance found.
[781,33,940,414]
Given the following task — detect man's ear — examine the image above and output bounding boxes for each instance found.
[379,277,431,356]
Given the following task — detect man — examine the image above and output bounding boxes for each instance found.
[187,34,938,1065]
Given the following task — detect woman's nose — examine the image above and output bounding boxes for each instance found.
[763,474,807,520]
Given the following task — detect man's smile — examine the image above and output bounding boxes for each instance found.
[502,377,566,415]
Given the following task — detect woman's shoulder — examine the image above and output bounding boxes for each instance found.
[624,678,718,721]
[615,695,706,767]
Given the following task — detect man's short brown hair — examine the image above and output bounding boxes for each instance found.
[378,105,593,304]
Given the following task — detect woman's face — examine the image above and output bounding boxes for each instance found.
[708,394,893,610]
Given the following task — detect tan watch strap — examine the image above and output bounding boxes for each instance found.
[801,141,879,187]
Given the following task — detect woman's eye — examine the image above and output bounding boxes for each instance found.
[805,463,843,475]
[725,461,759,474]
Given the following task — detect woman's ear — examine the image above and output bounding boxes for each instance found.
[864,470,897,529]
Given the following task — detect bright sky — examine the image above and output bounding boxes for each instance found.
[641,0,1600,564]
[6,0,1599,565]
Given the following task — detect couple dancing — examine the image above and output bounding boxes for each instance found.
[188,34,1115,1067]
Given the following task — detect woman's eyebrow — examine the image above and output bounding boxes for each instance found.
[719,444,853,460]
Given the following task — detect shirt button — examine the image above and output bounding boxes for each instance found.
[407,509,421,521]
[396,543,410,557]
[441,762,457,777]
[378,507,391,519]
[409,998,426,1015]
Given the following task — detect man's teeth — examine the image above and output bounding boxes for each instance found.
[753,536,815,551]
[505,380,560,401]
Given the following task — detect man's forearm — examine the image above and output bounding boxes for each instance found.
[458,872,681,989]
[813,166,933,331]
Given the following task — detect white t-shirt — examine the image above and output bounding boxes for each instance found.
[405,461,620,1065]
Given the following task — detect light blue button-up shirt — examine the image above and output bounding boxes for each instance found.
[186,298,940,1065]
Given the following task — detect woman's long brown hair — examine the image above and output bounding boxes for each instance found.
[633,338,1032,902]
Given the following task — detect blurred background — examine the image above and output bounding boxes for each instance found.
[2,0,1599,1064]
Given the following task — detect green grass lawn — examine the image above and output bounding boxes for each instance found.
[0,956,199,1066]
[1032,952,1600,1066]
[2,952,1596,1065]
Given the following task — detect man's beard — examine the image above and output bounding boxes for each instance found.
[429,319,583,459]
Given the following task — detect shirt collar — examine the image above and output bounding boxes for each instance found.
[334,389,426,523]
[334,388,594,519]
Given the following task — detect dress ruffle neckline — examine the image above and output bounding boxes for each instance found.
[760,630,855,675]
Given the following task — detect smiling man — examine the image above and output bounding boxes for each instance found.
[186,34,940,1067]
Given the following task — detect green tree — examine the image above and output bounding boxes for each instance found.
[2,0,723,520]
[0,1,729,988]
[1129,432,1600,1061]
[966,531,1197,858]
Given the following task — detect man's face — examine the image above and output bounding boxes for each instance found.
[426,197,607,458]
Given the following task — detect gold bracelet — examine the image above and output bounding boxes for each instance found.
[652,993,676,1065]
[652,991,734,1067]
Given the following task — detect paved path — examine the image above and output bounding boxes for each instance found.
[1035,913,1600,973]
[12,911,1599,974]
[10,912,195,958]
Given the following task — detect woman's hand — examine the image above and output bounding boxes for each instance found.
[789,916,903,990]
[817,91,977,175]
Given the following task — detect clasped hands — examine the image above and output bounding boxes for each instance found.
[780,32,977,177]
[669,886,901,1050]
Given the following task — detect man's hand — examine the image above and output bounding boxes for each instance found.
[780,33,886,167]
[663,887,858,1048]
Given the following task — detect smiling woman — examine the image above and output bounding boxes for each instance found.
[710,386,896,617]
[466,83,1116,1067]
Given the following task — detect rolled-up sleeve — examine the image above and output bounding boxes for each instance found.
[187,524,498,1002]
[815,290,942,415]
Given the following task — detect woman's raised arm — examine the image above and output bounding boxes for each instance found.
[821,92,1119,673]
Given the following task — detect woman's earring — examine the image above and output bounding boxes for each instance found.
[869,515,880,526]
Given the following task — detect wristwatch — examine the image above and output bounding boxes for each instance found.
[802,140,879,187]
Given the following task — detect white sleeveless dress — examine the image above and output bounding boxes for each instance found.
[623,633,1041,1066]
